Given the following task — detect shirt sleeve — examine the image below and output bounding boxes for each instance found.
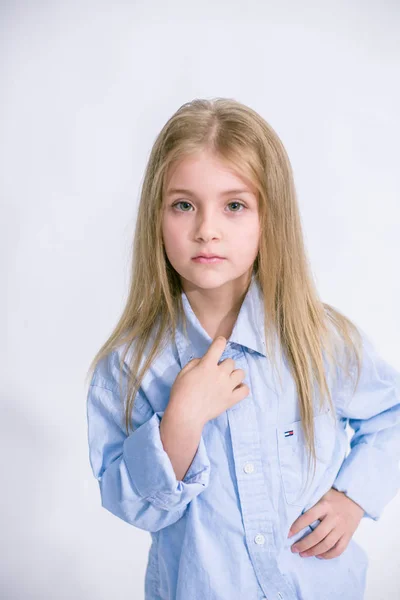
[332,328,400,521]
[86,351,211,532]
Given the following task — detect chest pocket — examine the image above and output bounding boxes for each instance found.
[277,407,336,506]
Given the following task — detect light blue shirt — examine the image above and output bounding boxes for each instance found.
[86,274,400,600]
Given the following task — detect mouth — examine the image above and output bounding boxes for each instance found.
[192,256,226,263]
[193,255,224,259]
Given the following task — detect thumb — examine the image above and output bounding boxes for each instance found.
[181,356,201,371]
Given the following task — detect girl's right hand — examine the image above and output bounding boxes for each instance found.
[168,336,250,426]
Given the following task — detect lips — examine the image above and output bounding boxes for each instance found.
[193,254,224,259]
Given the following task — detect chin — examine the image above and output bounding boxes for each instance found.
[181,270,236,289]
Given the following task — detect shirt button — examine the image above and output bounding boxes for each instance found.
[244,462,255,474]
[254,533,265,545]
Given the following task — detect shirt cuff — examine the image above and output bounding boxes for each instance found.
[123,410,211,511]
[332,443,400,521]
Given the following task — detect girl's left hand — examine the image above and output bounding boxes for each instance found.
[288,487,365,559]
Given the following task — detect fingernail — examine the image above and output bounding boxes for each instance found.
[287,529,293,538]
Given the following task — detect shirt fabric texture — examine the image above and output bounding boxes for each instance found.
[86,274,400,600]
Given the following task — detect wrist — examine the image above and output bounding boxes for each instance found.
[164,398,207,432]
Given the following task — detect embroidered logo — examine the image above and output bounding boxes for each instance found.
[284,430,294,437]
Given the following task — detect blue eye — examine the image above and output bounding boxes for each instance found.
[171,201,246,213]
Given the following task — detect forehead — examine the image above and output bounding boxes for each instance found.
[165,151,257,196]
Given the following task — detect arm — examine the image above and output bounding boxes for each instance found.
[160,403,205,481]
[332,328,400,521]
[86,352,211,532]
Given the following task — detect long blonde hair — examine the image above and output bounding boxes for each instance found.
[85,97,363,493]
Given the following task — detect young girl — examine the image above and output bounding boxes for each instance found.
[85,98,400,600]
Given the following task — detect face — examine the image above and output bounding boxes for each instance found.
[161,149,260,292]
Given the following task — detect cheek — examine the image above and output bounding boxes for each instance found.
[239,223,260,259]
[234,217,260,242]
[161,219,186,255]
[161,214,177,241]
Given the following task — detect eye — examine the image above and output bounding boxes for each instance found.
[171,200,247,213]
[227,201,246,212]
[172,201,192,212]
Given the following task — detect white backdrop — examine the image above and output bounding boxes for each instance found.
[2,1,399,598]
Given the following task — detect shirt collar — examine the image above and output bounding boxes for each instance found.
[175,273,267,368]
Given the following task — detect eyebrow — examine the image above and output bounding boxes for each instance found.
[166,188,253,197]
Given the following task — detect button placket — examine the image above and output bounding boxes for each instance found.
[226,352,297,600]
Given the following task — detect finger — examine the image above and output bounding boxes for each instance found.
[299,531,341,558]
[231,382,250,401]
[181,357,201,371]
[230,368,245,387]
[202,336,227,366]
[219,357,236,371]
[291,521,332,554]
[315,536,348,560]
[289,507,324,537]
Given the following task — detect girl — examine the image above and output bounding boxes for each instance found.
[85,98,400,600]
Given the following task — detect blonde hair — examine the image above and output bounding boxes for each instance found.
[85,97,363,496]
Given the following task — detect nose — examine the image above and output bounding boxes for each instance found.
[195,209,221,241]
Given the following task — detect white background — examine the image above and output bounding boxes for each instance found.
[2,1,399,598]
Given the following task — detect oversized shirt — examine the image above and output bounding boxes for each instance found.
[86,274,400,600]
